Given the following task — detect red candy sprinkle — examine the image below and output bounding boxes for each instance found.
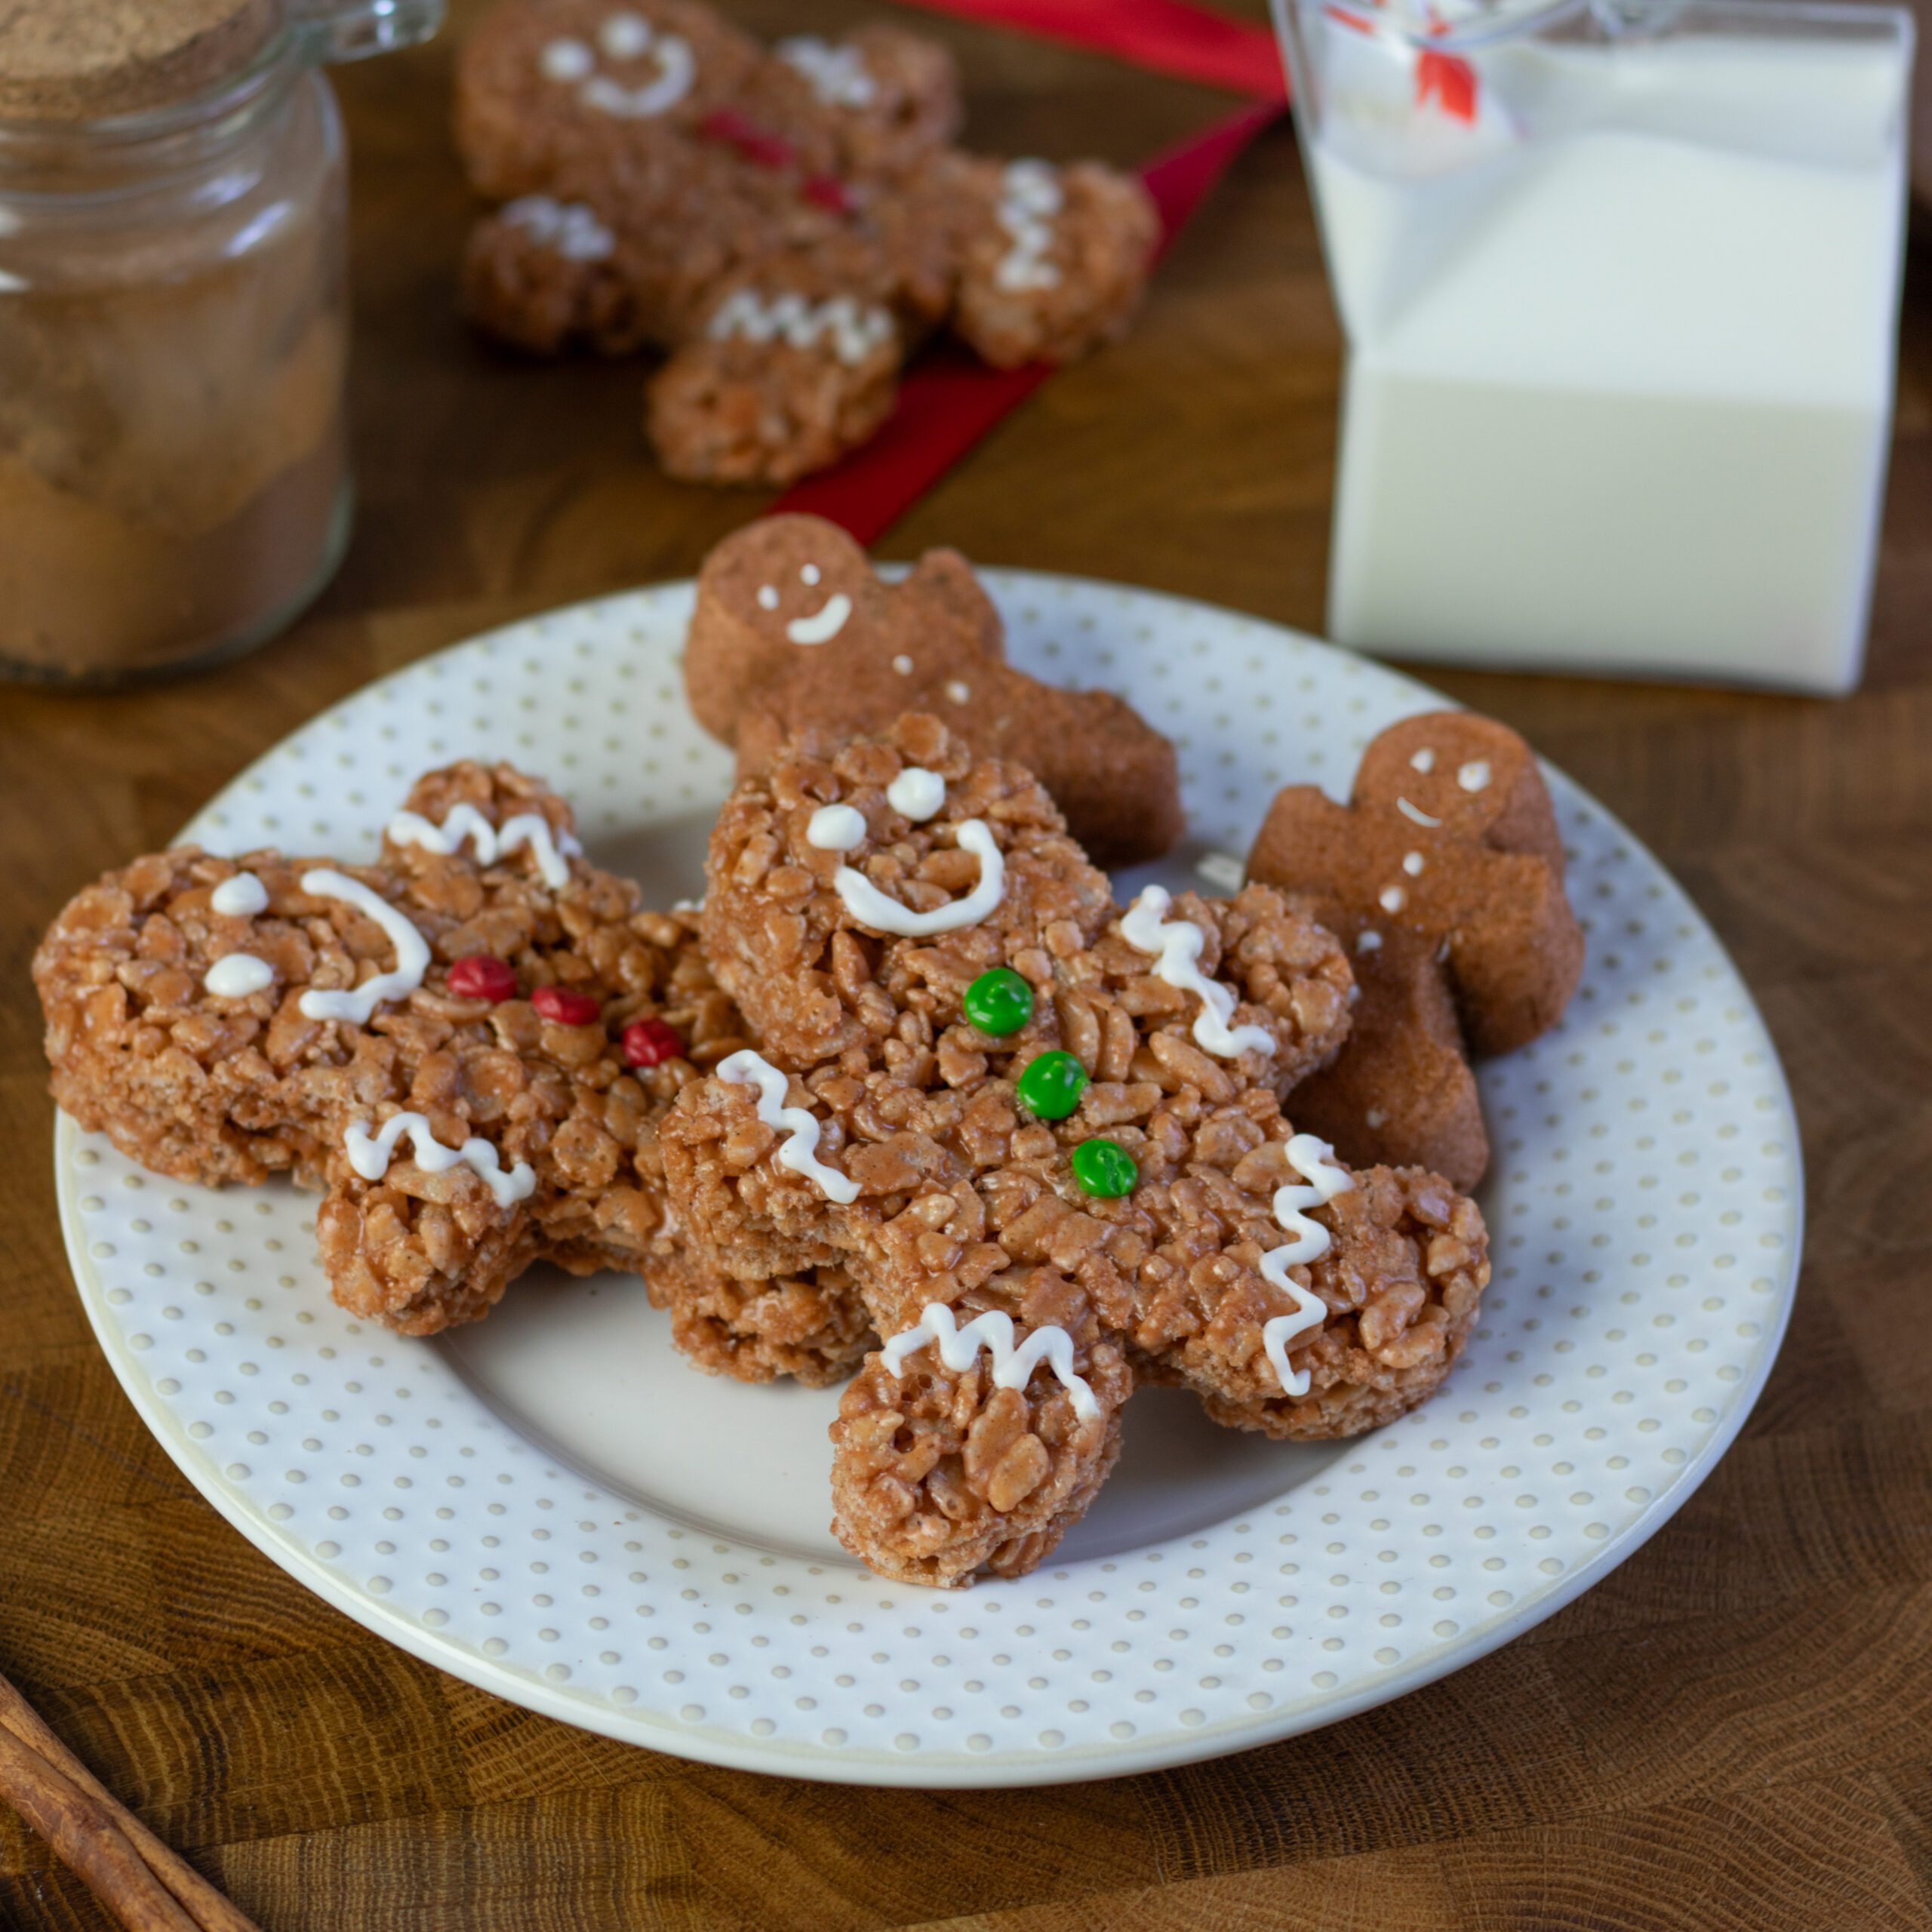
[532,985,601,1026]
[700,107,796,170]
[447,955,517,1003]
[802,173,855,215]
[620,1017,685,1069]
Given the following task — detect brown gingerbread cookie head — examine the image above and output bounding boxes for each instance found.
[685,514,1183,867]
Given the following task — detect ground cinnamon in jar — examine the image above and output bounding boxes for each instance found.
[0,0,355,684]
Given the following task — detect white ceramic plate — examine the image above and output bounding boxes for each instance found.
[54,571,1801,1787]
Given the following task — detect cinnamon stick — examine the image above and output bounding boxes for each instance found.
[0,1670,262,1932]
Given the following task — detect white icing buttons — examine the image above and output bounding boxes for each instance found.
[1118,886,1273,1060]
[716,1052,859,1204]
[882,1303,1100,1422]
[777,35,877,107]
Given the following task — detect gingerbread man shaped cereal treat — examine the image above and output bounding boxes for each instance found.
[683,515,1185,867]
[34,762,746,1335]
[661,713,1491,1585]
[454,0,1159,485]
[1245,712,1586,1192]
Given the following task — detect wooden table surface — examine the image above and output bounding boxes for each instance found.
[5,5,1932,1927]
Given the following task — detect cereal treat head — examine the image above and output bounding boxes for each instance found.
[1353,712,1568,867]
[35,763,745,1335]
[700,712,1115,1066]
[685,516,1185,867]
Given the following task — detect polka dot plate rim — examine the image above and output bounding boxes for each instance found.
[54,569,1802,1788]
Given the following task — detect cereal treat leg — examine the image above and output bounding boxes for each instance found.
[946,156,1159,369]
[1246,712,1585,1189]
[35,762,744,1335]
[647,257,907,486]
[645,1251,874,1387]
[685,518,1185,866]
[830,1266,1132,1587]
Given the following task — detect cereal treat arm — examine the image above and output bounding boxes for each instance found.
[686,518,1184,866]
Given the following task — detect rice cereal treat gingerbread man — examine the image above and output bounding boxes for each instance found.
[454,0,1158,484]
[34,762,746,1335]
[1245,711,1586,1191]
[662,715,1489,1583]
[684,515,1186,867]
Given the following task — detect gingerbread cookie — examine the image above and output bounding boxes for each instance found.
[1245,711,1586,1190]
[35,763,744,1334]
[685,518,1185,866]
[660,715,1487,1584]
[454,1,1158,485]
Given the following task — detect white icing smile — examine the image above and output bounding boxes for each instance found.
[210,872,269,918]
[808,808,1006,937]
[1259,1134,1355,1396]
[502,195,615,263]
[881,1302,1100,1422]
[785,593,854,645]
[994,159,1063,293]
[1119,886,1274,1060]
[777,35,876,107]
[717,1051,859,1203]
[344,1112,536,1208]
[709,291,894,372]
[541,14,695,118]
[297,871,432,1026]
[1395,797,1442,827]
[386,804,583,890]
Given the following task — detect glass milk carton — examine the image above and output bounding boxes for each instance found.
[1271,0,1914,692]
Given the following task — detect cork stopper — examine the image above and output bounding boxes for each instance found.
[0,0,278,122]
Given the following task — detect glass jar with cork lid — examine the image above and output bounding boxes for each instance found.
[0,0,442,685]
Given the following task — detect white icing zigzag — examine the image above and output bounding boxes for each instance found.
[386,804,583,890]
[716,1051,860,1204]
[1118,885,1275,1060]
[777,35,876,107]
[707,290,895,368]
[1258,1134,1355,1397]
[994,159,1063,293]
[881,1302,1101,1422]
[502,195,616,263]
[297,871,432,1026]
[344,1112,536,1208]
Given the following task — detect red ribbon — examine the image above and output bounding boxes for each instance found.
[768,2,1288,540]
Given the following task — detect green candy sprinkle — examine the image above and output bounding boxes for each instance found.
[962,967,1034,1036]
[1071,1138,1137,1198]
[1015,1049,1088,1121]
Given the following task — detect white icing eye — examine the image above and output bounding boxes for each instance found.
[806,803,866,853]
[1410,747,1436,773]
[599,11,651,59]
[891,654,913,675]
[540,36,595,82]
[801,563,821,586]
[756,585,780,611]
[1458,759,1493,792]
[885,767,946,822]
